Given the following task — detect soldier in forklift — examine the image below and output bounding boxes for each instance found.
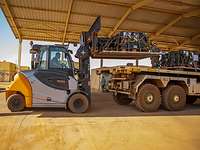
[50,52,62,68]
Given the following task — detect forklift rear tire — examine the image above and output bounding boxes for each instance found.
[162,85,186,111]
[113,93,133,105]
[7,94,25,112]
[67,93,90,113]
[136,84,161,112]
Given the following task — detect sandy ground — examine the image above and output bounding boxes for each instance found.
[0,92,200,150]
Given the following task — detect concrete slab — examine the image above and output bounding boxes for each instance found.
[0,93,200,150]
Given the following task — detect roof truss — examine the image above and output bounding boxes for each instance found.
[0,0,200,51]
[3,0,21,39]
[108,0,154,37]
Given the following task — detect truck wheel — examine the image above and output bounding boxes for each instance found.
[67,93,90,113]
[113,93,133,105]
[136,84,161,112]
[186,96,197,104]
[7,94,25,112]
[162,85,186,111]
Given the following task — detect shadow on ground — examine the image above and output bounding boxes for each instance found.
[0,92,200,118]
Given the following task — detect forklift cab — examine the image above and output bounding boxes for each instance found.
[31,44,74,75]
[29,44,75,90]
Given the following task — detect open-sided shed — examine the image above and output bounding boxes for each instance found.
[0,0,200,66]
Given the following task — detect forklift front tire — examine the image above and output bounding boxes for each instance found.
[67,93,90,113]
[7,94,25,112]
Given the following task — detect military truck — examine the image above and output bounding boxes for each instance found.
[97,66,200,112]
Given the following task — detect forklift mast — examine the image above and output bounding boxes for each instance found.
[75,16,101,97]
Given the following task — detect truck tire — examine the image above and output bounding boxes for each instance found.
[67,93,90,113]
[113,93,133,105]
[136,84,161,112]
[186,96,197,104]
[162,85,186,111]
[7,94,25,112]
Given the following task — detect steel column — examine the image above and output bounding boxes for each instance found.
[136,59,139,67]
[100,59,103,68]
[18,39,22,70]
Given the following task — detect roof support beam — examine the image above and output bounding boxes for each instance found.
[153,16,182,37]
[176,33,200,48]
[62,0,74,44]
[108,0,154,37]
[153,9,200,37]
[3,0,21,39]
[17,39,22,70]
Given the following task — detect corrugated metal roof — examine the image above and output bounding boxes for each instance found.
[0,0,200,51]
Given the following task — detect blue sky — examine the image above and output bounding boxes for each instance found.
[0,9,150,68]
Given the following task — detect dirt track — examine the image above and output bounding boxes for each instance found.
[0,92,200,150]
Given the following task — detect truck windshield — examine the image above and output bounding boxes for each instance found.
[49,46,72,70]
